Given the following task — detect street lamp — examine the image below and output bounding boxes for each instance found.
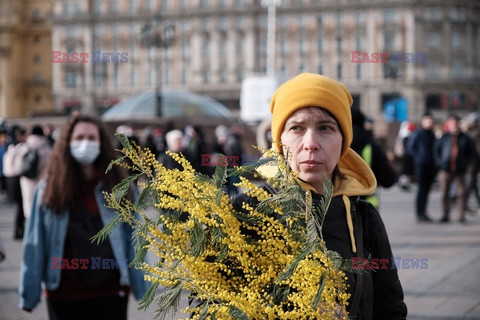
[261,0,281,77]
[141,16,175,117]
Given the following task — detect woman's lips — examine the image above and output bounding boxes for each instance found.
[300,160,321,169]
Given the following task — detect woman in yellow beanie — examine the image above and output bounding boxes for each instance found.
[235,73,407,319]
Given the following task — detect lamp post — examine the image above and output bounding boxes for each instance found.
[141,16,175,117]
[261,0,281,77]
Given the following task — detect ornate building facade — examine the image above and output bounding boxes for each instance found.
[0,0,52,118]
[2,0,479,122]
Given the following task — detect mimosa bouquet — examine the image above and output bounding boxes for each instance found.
[94,134,351,320]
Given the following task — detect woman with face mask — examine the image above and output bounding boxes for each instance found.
[233,73,407,319]
[19,115,148,320]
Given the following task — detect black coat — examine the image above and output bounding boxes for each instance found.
[233,186,408,320]
[434,132,474,174]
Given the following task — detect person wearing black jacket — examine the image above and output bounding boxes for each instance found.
[434,115,475,223]
[351,108,397,208]
[234,73,407,319]
[407,113,438,222]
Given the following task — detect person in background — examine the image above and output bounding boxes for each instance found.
[19,115,148,320]
[19,125,52,219]
[407,113,438,222]
[0,129,8,198]
[464,114,480,215]
[351,108,397,208]
[183,125,210,175]
[43,123,56,146]
[3,126,27,239]
[144,126,166,158]
[434,114,475,223]
[395,121,416,191]
[213,125,244,196]
[158,129,185,170]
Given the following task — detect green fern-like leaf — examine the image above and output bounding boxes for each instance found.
[113,174,139,202]
[153,281,183,320]
[115,132,132,150]
[189,220,207,257]
[228,306,249,320]
[90,215,120,244]
[138,281,160,311]
[311,273,326,308]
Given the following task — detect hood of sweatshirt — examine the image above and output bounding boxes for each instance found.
[256,147,377,253]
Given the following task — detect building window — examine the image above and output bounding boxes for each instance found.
[181,67,187,84]
[337,63,342,79]
[200,0,210,8]
[111,0,118,13]
[260,14,268,30]
[280,35,287,55]
[236,37,242,55]
[317,36,323,53]
[449,7,463,21]
[354,11,362,25]
[384,32,394,50]
[298,14,306,29]
[162,0,170,10]
[384,9,395,24]
[202,37,210,58]
[33,35,41,43]
[220,37,227,56]
[147,68,153,86]
[130,68,136,86]
[452,60,462,78]
[355,35,361,51]
[66,71,77,88]
[299,35,307,54]
[33,54,41,64]
[236,67,243,81]
[316,13,322,25]
[145,0,153,10]
[113,65,120,87]
[336,36,342,53]
[129,0,137,11]
[280,15,288,29]
[426,61,438,78]
[336,12,342,26]
[34,95,42,104]
[356,64,361,80]
[203,68,210,83]
[181,39,189,59]
[452,33,462,50]
[94,0,102,14]
[220,68,227,83]
[425,7,441,21]
[427,32,439,49]
[318,64,323,75]
[34,73,43,83]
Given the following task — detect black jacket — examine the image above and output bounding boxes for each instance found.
[233,186,407,320]
[434,132,474,174]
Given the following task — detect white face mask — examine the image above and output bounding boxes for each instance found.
[70,140,100,165]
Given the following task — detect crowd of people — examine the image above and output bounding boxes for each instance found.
[0,73,478,319]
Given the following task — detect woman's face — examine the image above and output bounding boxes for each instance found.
[70,122,100,144]
[280,107,343,191]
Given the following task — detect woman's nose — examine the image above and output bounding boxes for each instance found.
[302,129,320,151]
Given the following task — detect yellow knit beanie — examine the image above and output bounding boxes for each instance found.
[270,73,353,157]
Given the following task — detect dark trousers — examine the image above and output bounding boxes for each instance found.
[414,164,437,217]
[47,295,128,320]
[439,170,467,219]
[466,169,480,208]
[6,177,24,238]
